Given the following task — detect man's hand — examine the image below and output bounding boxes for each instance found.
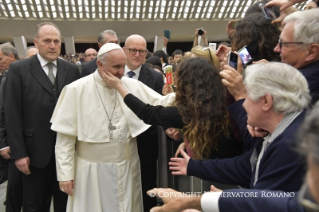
[0,147,10,159]
[169,149,190,175]
[59,180,74,196]
[163,36,169,47]
[252,59,269,64]
[216,44,231,62]
[15,156,31,175]
[268,0,306,11]
[148,188,202,212]
[226,20,236,38]
[165,128,181,141]
[210,185,223,192]
[266,0,299,24]
[162,83,174,96]
[247,125,269,137]
[219,64,246,101]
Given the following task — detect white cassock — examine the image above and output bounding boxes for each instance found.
[51,71,175,212]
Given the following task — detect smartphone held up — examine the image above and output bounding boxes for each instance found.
[227,52,238,70]
[259,3,277,20]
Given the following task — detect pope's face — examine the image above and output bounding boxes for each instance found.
[99,49,126,79]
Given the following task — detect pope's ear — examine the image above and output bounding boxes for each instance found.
[96,59,103,69]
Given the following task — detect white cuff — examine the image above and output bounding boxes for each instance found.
[0,146,9,151]
[201,192,221,212]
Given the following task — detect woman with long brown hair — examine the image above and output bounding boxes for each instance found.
[104,57,242,160]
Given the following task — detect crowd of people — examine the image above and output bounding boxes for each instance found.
[0,0,318,212]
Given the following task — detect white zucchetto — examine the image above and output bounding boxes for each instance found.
[97,43,122,57]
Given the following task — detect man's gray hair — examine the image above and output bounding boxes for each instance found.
[97,30,117,44]
[244,62,310,114]
[298,101,319,165]
[283,9,319,48]
[25,46,37,57]
[0,42,19,60]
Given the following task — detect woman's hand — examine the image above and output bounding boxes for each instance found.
[102,71,123,90]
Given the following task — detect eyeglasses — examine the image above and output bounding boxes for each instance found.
[203,47,213,62]
[85,53,97,57]
[125,48,148,56]
[278,39,304,49]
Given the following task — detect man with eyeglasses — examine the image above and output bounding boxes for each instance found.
[123,34,165,212]
[81,29,118,77]
[83,48,97,62]
[147,62,317,212]
[274,8,319,105]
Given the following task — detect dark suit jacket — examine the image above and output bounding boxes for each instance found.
[187,110,306,192]
[0,71,8,181]
[4,56,80,168]
[218,190,304,212]
[136,65,164,164]
[81,58,97,77]
[0,71,8,150]
[299,60,319,106]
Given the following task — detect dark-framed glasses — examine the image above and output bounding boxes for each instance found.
[85,53,97,57]
[125,48,148,56]
[278,39,305,49]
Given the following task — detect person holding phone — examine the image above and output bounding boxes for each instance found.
[193,28,208,47]
[231,13,281,63]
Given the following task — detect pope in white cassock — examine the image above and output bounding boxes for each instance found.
[50,43,175,212]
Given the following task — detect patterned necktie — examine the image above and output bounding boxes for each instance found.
[47,63,55,85]
[128,71,135,78]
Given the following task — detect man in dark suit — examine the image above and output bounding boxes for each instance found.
[0,43,22,212]
[123,34,164,211]
[4,22,80,212]
[81,29,118,77]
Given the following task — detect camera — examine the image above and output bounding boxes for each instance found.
[198,28,204,36]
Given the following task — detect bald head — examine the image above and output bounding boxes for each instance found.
[84,48,97,62]
[124,34,147,47]
[123,34,148,70]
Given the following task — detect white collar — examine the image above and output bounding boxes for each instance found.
[124,65,142,78]
[36,53,57,67]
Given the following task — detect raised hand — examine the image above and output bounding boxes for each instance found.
[169,149,190,175]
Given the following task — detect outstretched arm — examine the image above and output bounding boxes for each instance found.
[103,72,183,128]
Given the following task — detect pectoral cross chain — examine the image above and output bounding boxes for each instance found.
[108,121,116,138]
